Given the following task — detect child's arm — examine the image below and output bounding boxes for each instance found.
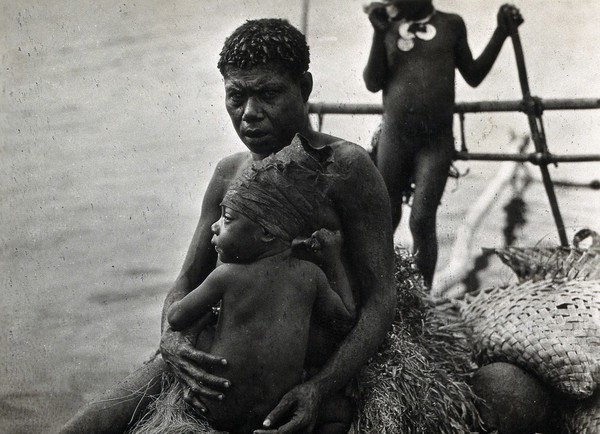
[363,4,390,92]
[456,4,523,87]
[314,267,356,322]
[167,265,230,331]
[299,229,356,318]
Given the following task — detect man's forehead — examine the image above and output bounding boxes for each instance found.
[223,65,296,85]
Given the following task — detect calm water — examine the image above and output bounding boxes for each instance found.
[1,0,599,431]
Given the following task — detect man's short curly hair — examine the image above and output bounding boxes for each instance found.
[218,18,310,79]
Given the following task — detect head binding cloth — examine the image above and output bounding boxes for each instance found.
[217,18,310,79]
[222,135,334,242]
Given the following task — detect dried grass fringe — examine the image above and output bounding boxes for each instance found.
[127,373,223,434]
[355,248,482,434]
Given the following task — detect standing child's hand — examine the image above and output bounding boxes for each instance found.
[366,3,391,32]
[497,4,524,36]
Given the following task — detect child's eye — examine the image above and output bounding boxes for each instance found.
[223,214,233,223]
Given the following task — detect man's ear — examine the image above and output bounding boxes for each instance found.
[300,72,313,103]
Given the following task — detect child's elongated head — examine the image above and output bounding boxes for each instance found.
[221,134,333,243]
[217,18,310,79]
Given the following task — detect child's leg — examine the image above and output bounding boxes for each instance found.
[314,392,355,434]
[375,125,414,230]
[59,354,166,434]
[409,132,454,287]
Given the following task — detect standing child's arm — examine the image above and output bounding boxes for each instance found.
[167,265,230,331]
[456,4,523,87]
[363,4,391,92]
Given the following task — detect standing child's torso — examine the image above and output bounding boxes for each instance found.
[382,11,463,131]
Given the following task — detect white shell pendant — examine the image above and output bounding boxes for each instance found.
[398,21,414,40]
[397,38,415,51]
[415,24,436,41]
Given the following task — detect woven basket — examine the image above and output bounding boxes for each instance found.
[491,228,600,282]
[458,278,600,399]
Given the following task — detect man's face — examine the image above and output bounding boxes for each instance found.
[223,64,307,158]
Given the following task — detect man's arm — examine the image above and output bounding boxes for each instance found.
[456,5,523,87]
[363,5,390,92]
[257,146,396,433]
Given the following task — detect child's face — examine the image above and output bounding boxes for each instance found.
[211,206,267,263]
[391,0,433,19]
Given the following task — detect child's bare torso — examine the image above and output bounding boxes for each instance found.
[204,255,321,433]
[382,11,462,134]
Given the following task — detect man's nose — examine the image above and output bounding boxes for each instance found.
[242,96,263,122]
[211,220,220,234]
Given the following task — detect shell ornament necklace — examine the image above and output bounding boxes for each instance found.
[395,9,437,52]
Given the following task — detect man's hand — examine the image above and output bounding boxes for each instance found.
[366,3,391,33]
[498,4,524,36]
[253,383,322,434]
[160,327,230,413]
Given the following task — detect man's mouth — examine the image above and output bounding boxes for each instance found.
[243,129,268,139]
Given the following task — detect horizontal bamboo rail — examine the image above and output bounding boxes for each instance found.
[308,98,600,115]
[454,151,600,164]
[308,99,600,165]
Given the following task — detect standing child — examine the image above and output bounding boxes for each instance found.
[163,136,356,434]
[363,0,523,287]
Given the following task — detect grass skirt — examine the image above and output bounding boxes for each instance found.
[130,249,481,434]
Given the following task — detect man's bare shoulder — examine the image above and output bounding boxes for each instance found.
[328,140,377,177]
[214,151,252,179]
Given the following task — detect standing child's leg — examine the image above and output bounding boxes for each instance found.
[409,131,454,287]
[375,124,414,230]
[59,355,166,434]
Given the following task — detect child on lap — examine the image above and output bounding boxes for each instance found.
[165,137,356,434]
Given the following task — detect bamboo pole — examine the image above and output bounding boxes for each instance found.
[506,13,568,246]
[454,152,600,164]
[300,0,309,36]
[308,98,600,115]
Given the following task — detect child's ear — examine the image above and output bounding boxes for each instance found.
[300,72,313,103]
[260,228,276,243]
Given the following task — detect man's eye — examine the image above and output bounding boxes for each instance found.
[223,215,233,222]
[228,93,244,105]
[263,90,278,100]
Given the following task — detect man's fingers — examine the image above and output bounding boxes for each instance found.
[181,345,227,367]
[261,397,294,430]
[167,359,230,399]
[176,360,231,391]
[183,387,208,414]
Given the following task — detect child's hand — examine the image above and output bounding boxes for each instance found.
[291,229,343,266]
[498,4,524,36]
[366,3,391,32]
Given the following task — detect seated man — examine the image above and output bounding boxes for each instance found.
[59,18,395,434]
[165,137,356,433]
